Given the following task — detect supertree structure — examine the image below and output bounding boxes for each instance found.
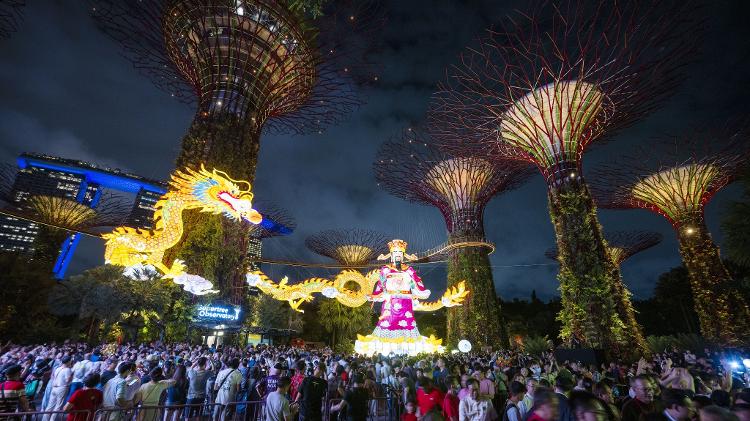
[306,228,387,267]
[1,193,129,267]
[429,0,699,350]
[591,131,750,345]
[248,201,297,240]
[0,0,24,39]
[546,230,663,354]
[374,127,534,348]
[92,0,381,300]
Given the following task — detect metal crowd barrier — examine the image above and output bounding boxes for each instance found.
[0,409,92,421]
[0,395,401,421]
[324,396,401,421]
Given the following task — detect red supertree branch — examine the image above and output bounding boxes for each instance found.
[429,0,701,186]
[591,127,750,228]
[374,128,534,235]
[305,228,388,267]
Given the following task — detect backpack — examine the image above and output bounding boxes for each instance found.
[503,402,521,421]
[24,379,39,399]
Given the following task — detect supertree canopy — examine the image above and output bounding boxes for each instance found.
[306,228,387,267]
[92,0,381,302]
[248,201,297,240]
[592,131,750,345]
[1,193,129,266]
[0,0,24,39]
[546,230,663,354]
[374,128,534,348]
[429,0,699,351]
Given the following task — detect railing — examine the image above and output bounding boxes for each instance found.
[0,409,92,421]
[0,396,401,421]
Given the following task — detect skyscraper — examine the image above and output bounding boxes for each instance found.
[0,153,167,278]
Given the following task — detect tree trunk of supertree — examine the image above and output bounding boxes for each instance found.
[609,264,649,357]
[445,235,506,349]
[677,218,750,345]
[547,178,627,352]
[167,114,261,304]
[31,226,69,271]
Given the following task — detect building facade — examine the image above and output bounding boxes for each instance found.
[0,153,167,278]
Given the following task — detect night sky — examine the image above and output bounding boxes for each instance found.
[1,0,749,302]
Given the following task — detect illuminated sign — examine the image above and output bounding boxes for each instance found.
[194,303,242,325]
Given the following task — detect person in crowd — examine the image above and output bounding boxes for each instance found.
[257,363,282,401]
[330,374,369,421]
[458,378,496,421]
[0,365,30,415]
[476,368,495,401]
[648,388,696,421]
[102,362,136,421]
[443,376,461,421]
[63,373,102,421]
[264,376,295,421]
[295,361,327,421]
[503,381,526,421]
[137,367,176,421]
[700,405,740,421]
[290,360,306,402]
[165,363,187,421]
[568,391,610,421]
[99,359,118,390]
[185,356,209,419]
[417,376,445,418]
[554,375,575,421]
[525,388,559,421]
[213,358,242,421]
[621,375,658,421]
[402,401,418,421]
[43,355,74,421]
[69,354,93,399]
[519,378,537,417]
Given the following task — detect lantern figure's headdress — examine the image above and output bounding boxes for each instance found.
[378,238,418,261]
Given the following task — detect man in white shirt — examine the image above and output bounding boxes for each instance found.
[264,377,295,421]
[213,358,243,421]
[459,378,497,421]
[103,362,137,421]
[42,355,73,421]
[69,354,93,397]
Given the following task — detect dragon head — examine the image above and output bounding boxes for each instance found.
[172,164,263,224]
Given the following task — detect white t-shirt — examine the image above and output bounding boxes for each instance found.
[264,390,291,421]
[72,360,93,383]
[215,368,242,405]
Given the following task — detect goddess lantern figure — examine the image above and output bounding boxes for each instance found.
[354,239,445,355]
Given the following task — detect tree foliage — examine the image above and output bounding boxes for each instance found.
[446,247,505,348]
[635,266,700,336]
[318,299,373,347]
[48,265,183,342]
[0,252,58,341]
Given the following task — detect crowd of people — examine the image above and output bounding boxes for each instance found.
[0,341,748,421]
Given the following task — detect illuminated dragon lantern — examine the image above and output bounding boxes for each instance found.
[247,239,470,355]
[104,165,262,295]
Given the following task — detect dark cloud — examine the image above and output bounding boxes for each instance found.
[0,0,748,302]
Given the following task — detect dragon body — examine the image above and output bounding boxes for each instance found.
[104,165,262,294]
[247,269,469,312]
